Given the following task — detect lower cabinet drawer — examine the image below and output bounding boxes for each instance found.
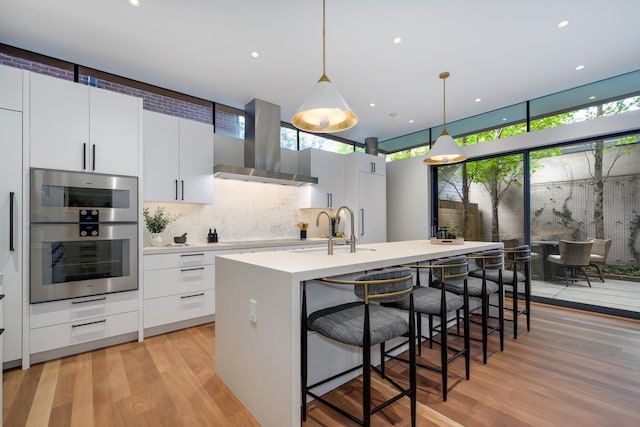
[144,289,214,328]
[144,265,214,299]
[30,310,139,354]
[30,291,139,329]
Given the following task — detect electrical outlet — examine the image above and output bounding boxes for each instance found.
[249,299,257,324]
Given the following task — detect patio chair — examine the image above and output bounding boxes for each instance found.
[547,240,594,287]
[588,238,612,282]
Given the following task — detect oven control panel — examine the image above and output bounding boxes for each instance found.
[79,209,99,223]
[79,223,99,237]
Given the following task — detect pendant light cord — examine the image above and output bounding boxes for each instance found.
[322,0,327,78]
[440,71,450,133]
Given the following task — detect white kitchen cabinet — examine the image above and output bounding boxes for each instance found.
[0,65,23,111]
[0,108,23,365]
[344,152,387,244]
[356,152,386,176]
[143,251,216,333]
[143,110,214,203]
[29,291,139,355]
[29,72,141,176]
[298,148,345,209]
[0,274,4,424]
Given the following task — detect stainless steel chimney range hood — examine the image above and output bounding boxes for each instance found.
[214,99,318,186]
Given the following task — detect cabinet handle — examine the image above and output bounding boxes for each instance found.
[371,162,375,173]
[9,191,15,252]
[92,144,96,171]
[360,208,365,236]
[72,319,106,328]
[181,180,185,201]
[181,267,205,272]
[175,180,179,200]
[181,253,205,257]
[83,143,87,170]
[72,296,107,304]
[181,293,205,299]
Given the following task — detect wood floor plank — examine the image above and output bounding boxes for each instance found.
[70,352,94,427]
[3,362,44,427]
[3,303,640,426]
[24,359,59,427]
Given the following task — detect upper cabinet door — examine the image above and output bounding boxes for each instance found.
[89,87,141,176]
[299,148,345,209]
[179,119,214,204]
[29,72,141,176]
[30,73,89,172]
[356,152,386,176]
[143,110,180,201]
[143,111,213,203]
[0,65,23,111]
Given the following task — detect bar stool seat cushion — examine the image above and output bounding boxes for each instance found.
[469,268,525,285]
[437,276,499,297]
[386,286,463,314]
[308,302,409,347]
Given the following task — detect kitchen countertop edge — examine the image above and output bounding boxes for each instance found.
[143,238,329,255]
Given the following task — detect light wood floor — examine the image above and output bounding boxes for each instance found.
[4,302,640,426]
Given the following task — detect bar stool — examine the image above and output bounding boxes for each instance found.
[459,249,505,364]
[380,256,470,401]
[301,268,416,427]
[471,246,531,339]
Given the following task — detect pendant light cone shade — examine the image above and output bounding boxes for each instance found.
[292,0,358,133]
[424,71,467,165]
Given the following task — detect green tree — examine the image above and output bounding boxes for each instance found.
[584,99,639,239]
[439,115,566,241]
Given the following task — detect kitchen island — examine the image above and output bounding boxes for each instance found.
[215,239,501,427]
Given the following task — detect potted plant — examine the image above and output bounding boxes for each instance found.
[143,207,175,247]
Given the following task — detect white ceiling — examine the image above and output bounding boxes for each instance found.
[2,0,640,145]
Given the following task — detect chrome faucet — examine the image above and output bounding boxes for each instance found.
[336,205,356,253]
[316,210,334,255]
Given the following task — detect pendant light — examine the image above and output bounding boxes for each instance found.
[424,71,467,165]
[292,0,358,133]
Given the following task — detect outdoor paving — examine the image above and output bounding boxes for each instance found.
[531,277,640,313]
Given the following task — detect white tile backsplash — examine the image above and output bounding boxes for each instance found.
[142,178,339,246]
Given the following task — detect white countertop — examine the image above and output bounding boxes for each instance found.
[217,239,503,280]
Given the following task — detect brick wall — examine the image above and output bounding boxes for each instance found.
[0,52,74,80]
[1,52,216,126]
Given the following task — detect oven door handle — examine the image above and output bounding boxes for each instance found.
[72,296,107,305]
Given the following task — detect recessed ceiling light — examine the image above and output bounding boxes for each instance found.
[409,120,414,123]
[589,95,596,100]
[502,117,507,121]
[129,0,140,6]
[250,51,260,58]
[474,98,482,103]
[393,37,402,45]
[576,65,585,71]
[369,103,376,107]
[557,20,569,29]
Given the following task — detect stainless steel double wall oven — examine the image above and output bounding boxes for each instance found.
[30,168,138,303]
